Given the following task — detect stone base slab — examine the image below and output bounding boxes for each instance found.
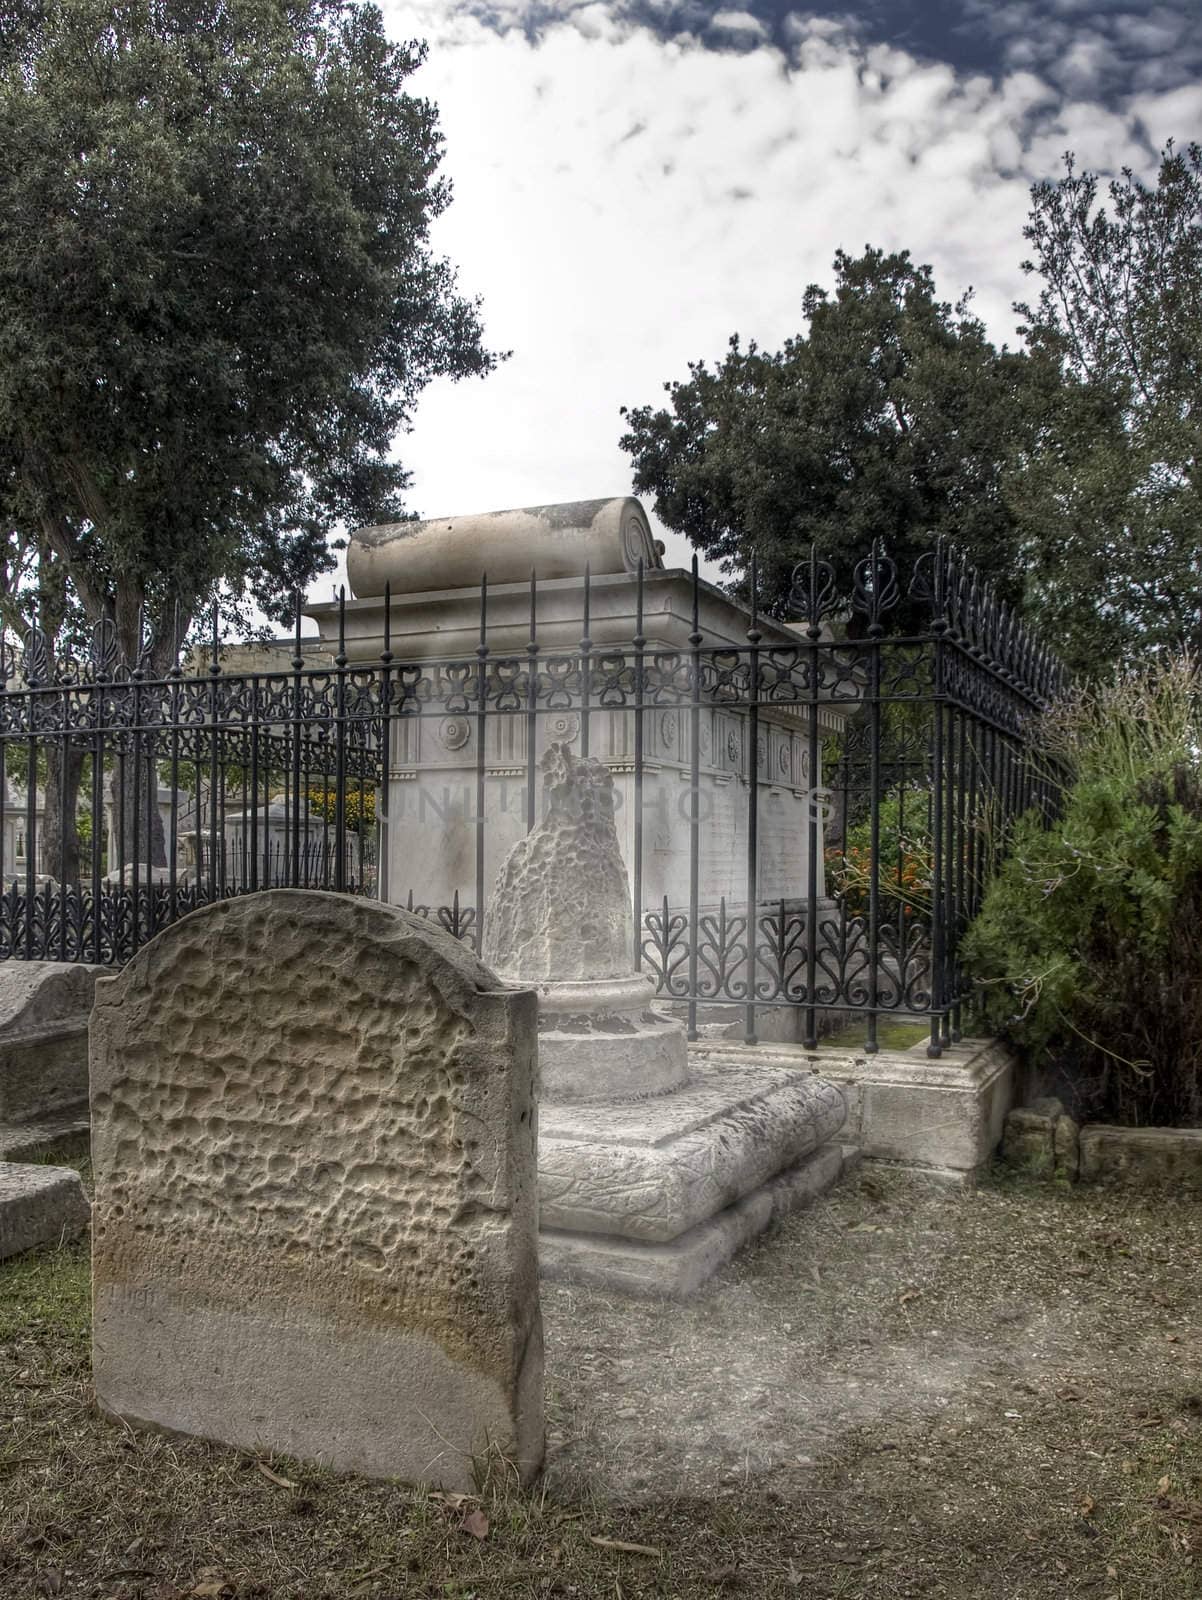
[540,1142,853,1296]
[0,1106,91,1163]
[538,1060,847,1242]
[0,1162,90,1260]
[691,1036,1015,1179]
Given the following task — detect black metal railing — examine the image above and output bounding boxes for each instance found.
[0,540,1066,1054]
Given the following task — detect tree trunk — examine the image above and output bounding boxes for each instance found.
[103,582,173,877]
[109,756,167,875]
[41,744,85,885]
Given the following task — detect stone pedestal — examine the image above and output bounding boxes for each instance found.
[529,974,687,1102]
[485,742,689,1105]
[484,745,851,1295]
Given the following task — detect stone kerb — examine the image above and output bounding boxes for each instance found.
[90,890,543,1490]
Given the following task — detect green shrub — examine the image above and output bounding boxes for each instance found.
[964,655,1202,1127]
[829,789,933,921]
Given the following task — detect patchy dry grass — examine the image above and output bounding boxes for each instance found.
[1,1164,1200,1599]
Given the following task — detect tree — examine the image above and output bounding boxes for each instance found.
[0,0,501,869]
[618,247,1038,620]
[1015,142,1202,673]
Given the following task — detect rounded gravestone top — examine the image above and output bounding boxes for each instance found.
[346,497,662,598]
[94,890,514,1031]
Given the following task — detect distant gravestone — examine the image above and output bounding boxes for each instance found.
[90,890,543,1489]
[0,961,112,1157]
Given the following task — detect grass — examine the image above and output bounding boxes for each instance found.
[1,1166,1200,1598]
[821,1018,933,1052]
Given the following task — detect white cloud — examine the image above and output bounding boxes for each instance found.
[341,3,1195,587]
[708,11,768,40]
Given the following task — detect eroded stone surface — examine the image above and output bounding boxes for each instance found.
[485,744,633,982]
[0,1162,89,1260]
[90,890,543,1489]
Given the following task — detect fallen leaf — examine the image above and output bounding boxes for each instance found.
[254,1460,298,1490]
[898,1289,921,1306]
[1157,1476,1172,1498]
[460,1508,490,1539]
[430,1491,478,1510]
[1080,1496,1097,1518]
[588,1535,663,1558]
[188,1571,234,1599]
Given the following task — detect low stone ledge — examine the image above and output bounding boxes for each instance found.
[1078,1125,1202,1190]
[0,1162,90,1260]
[692,1036,1015,1180]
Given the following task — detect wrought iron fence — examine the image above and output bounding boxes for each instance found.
[0,540,1066,1055]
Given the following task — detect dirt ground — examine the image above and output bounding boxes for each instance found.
[1,1160,1200,1599]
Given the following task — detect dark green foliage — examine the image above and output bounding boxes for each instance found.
[0,0,501,664]
[965,658,1202,1126]
[618,246,1038,621]
[1014,143,1202,673]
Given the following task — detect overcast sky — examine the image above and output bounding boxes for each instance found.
[316,0,1202,597]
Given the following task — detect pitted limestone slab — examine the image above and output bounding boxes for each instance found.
[0,1162,90,1260]
[538,1062,846,1242]
[539,1144,850,1296]
[90,891,543,1491]
[0,961,113,1125]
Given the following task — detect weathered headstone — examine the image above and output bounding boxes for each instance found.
[0,961,111,1157]
[90,890,543,1489]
